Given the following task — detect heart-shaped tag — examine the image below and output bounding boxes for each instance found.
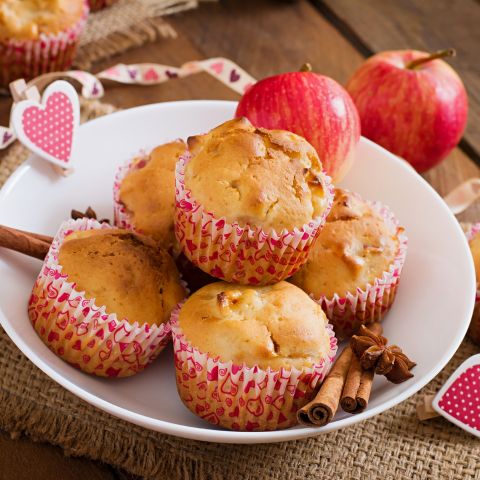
[433,354,480,437]
[11,80,79,169]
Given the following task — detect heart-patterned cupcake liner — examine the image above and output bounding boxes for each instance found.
[464,222,480,346]
[113,151,148,232]
[174,153,335,285]
[0,1,89,89]
[113,148,184,257]
[27,218,175,377]
[171,303,338,431]
[312,200,408,340]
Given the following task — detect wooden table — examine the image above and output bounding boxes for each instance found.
[0,1,478,478]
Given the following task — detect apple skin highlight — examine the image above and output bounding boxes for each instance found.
[236,71,360,182]
[346,50,468,173]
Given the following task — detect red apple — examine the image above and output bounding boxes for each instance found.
[346,49,468,172]
[235,65,360,182]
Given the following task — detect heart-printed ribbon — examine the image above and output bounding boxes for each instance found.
[11,80,80,168]
[432,354,480,437]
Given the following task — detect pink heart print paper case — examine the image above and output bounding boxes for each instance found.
[171,303,338,431]
[28,218,174,378]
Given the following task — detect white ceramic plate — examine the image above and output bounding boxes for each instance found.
[0,101,475,444]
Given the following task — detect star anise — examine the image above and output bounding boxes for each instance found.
[350,325,416,384]
[71,207,110,224]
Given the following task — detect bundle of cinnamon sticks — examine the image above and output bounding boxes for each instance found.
[298,322,416,427]
[297,323,382,427]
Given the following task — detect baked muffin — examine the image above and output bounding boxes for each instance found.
[175,117,334,285]
[465,223,480,345]
[114,140,186,252]
[290,189,407,339]
[28,218,186,377]
[171,281,337,431]
[0,0,89,88]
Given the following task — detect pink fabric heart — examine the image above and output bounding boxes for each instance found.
[22,92,74,163]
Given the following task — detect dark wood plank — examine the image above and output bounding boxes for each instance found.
[318,0,480,162]
[0,430,117,480]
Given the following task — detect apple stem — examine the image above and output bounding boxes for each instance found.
[299,63,312,72]
[406,48,456,69]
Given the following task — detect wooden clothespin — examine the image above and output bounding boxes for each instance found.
[10,79,79,177]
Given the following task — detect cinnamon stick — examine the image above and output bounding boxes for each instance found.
[297,346,353,427]
[0,225,52,260]
[340,322,383,413]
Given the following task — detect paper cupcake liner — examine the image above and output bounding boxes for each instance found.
[314,200,408,340]
[113,150,183,257]
[464,222,480,346]
[0,1,89,89]
[113,151,148,232]
[174,153,334,285]
[88,0,119,11]
[171,303,338,431]
[27,218,174,377]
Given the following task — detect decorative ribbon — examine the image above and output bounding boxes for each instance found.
[443,178,480,215]
[1,57,479,216]
[0,57,256,149]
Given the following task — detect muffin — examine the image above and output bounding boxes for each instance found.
[0,0,89,89]
[171,281,337,431]
[175,117,334,285]
[114,140,186,253]
[28,218,186,377]
[88,0,118,12]
[465,223,480,345]
[290,188,407,339]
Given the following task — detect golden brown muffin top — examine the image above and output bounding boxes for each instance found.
[119,140,186,251]
[0,0,85,41]
[184,118,330,231]
[469,230,480,284]
[178,281,332,370]
[290,189,399,298]
[58,229,185,327]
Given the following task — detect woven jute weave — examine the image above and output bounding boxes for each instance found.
[76,0,198,69]
[0,99,479,479]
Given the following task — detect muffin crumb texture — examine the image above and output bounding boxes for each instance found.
[58,229,185,327]
[0,0,84,40]
[119,140,186,249]
[178,281,332,370]
[291,189,399,298]
[184,118,329,231]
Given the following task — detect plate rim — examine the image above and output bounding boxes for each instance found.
[0,99,475,444]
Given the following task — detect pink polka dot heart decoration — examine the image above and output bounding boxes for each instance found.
[433,354,480,437]
[11,80,80,169]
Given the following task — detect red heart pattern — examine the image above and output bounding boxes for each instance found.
[173,155,334,285]
[171,306,337,431]
[27,218,177,378]
[317,200,407,340]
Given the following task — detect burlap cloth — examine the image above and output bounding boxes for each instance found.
[1,3,480,479]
